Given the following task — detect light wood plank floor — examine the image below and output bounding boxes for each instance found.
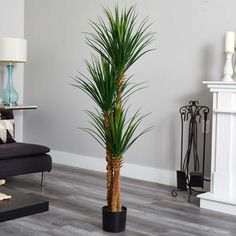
[0,164,235,236]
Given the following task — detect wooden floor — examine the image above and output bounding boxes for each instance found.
[0,164,235,236]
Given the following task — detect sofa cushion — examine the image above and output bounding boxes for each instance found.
[0,142,50,160]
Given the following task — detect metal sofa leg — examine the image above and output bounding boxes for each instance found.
[41,172,45,187]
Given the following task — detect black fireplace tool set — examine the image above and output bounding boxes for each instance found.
[171,101,210,202]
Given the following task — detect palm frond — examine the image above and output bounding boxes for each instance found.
[81,105,152,159]
[104,105,152,158]
[72,56,119,112]
[86,5,154,77]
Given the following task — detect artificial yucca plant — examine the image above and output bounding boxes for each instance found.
[74,5,153,213]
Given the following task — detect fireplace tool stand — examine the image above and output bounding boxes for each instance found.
[171,101,210,202]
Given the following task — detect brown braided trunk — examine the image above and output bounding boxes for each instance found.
[107,75,125,212]
[103,113,113,211]
[109,75,125,212]
[111,159,122,212]
[116,165,121,211]
[106,147,113,210]
[117,75,125,102]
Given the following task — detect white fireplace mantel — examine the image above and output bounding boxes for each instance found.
[198,81,236,216]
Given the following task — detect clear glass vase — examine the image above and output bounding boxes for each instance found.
[2,63,19,105]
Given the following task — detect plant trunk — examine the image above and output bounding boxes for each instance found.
[103,113,113,211]
[106,147,113,210]
[105,76,125,212]
[108,75,125,212]
[117,75,125,102]
[111,159,122,212]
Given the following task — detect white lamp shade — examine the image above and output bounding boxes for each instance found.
[0,37,27,63]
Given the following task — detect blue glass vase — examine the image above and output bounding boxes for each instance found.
[2,64,19,105]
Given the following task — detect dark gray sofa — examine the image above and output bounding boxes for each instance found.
[0,109,52,184]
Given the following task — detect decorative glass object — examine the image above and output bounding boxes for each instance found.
[2,64,19,105]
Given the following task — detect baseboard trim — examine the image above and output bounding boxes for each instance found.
[50,150,176,186]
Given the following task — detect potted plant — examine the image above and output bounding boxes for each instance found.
[73,5,154,233]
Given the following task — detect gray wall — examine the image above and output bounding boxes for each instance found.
[24,0,234,180]
[0,0,24,141]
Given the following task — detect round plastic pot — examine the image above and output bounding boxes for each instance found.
[102,206,127,233]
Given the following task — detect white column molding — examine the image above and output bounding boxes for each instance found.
[222,53,234,82]
[198,81,236,216]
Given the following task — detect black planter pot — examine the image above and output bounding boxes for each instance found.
[102,206,127,233]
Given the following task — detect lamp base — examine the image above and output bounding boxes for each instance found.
[2,89,19,106]
[1,64,19,106]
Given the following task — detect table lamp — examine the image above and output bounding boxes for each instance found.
[0,37,27,105]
